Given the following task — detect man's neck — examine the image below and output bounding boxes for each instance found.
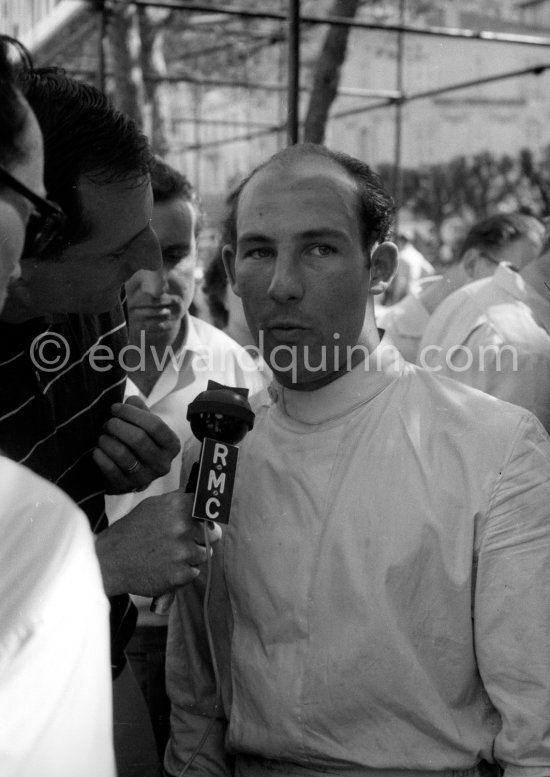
[128,316,188,397]
[0,285,44,324]
[520,257,550,300]
[419,263,469,315]
[282,348,368,392]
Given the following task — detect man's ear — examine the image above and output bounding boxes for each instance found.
[461,248,478,278]
[221,244,241,297]
[368,241,398,295]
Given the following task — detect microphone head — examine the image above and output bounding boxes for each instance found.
[187,383,255,444]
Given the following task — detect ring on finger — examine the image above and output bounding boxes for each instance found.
[125,459,140,474]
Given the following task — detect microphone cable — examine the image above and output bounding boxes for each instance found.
[176,522,221,777]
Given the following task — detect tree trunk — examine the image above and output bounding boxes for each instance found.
[303,0,361,144]
[138,7,170,156]
[107,3,144,127]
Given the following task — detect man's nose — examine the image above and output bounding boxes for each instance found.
[267,257,304,303]
[139,267,169,297]
[129,223,162,274]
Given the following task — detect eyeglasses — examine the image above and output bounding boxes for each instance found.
[1,34,33,69]
[480,251,520,273]
[0,168,66,259]
[479,251,501,267]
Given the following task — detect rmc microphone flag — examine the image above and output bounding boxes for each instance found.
[192,437,239,524]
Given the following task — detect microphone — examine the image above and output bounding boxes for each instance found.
[151,381,255,614]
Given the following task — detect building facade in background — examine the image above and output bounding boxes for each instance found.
[3,0,550,204]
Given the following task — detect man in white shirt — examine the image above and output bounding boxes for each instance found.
[417,243,550,432]
[0,460,115,777]
[106,157,265,757]
[378,213,545,362]
[165,143,550,777]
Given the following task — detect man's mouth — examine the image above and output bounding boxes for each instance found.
[135,303,178,317]
[264,321,308,341]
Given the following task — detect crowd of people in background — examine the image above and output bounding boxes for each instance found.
[2,31,550,777]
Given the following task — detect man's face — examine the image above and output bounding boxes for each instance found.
[125,197,197,345]
[471,226,546,281]
[4,174,160,319]
[492,230,545,272]
[0,102,45,311]
[225,156,372,389]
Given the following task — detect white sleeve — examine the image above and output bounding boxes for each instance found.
[474,415,550,776]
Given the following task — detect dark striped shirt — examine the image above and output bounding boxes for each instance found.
[0,301,136,676]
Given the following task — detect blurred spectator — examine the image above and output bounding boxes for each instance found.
[418,234,550,432]
[106,157,266,757]
[384,227,434,304]
[0,36,115,777]
[378,212,545,362]
[437,215,471,269]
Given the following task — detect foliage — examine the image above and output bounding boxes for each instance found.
[378,146,550,251]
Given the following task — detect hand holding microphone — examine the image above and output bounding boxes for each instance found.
[151,381,255,614]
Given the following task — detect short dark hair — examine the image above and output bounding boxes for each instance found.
[16,67,153,250]
[223,143,395,255]
[0,38,28,169]
[459,212,544,258]
[150,156,205,236]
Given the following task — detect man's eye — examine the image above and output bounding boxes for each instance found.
[243,247,273,260]
[309,244,335,257]
[163,251,191,264]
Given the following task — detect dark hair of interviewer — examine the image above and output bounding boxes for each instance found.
[16,67,153,252]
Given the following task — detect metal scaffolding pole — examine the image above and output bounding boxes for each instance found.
[78,0,550,174]
[192,83,202,189]
[177,123,286,152]
[332,63,550,121]
[65,65,403,102]
[96,0,107,92]
[393,0,405,215]
[99,0,550,47]
[171,62,550,153]
[287,0,300,144]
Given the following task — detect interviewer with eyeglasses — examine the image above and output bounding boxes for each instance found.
[0,36,116,777]
[0,53,64,308]
[0,166,64,260]
[0,37,220,777]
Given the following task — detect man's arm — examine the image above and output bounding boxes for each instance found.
[474,413,550,776]
[425,324,550,435]
[95,489,221,597]
[465,340,550,436]
[164,537,233,777]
